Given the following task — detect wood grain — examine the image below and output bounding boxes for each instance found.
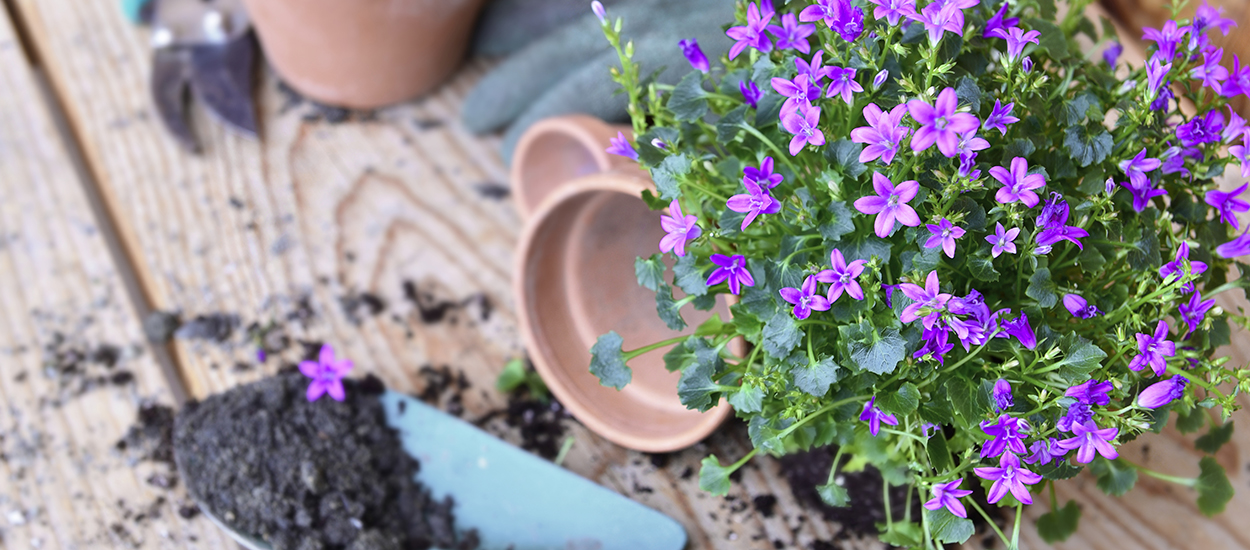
[0,8,231,550]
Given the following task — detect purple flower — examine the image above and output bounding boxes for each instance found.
[925,218,966,258]
[1138,376,1189,409]
[659,200,702,257]
[975,452,1042,505]
[767,12,816,53]
[1222,55,1250,98]
[740,80,762,109]
[1146,56,1172,99]
[833,5,865,42]
[872,69,890,88]
[1178,291,1216,337]
[1103,41,1123,66]
[1142,21,1188,63]
[915,324,956,364]
[870,0,917,25]
[1066,379,1113,406]
[726,178,782,230]
[1021,56,1034,73]
[801,0,863,41]
[591,1,606,23]
[817,249,867,302]
[981,413,1029,458]
[679,39,710,73]
[986,222,1020,258]
[850,103,910,165]
[1218,229,1250,257]
[257,347,267,363]
[993,379,1013,411]
[781,102,826,155]
[957,151,981,179]
[954,129,989,159]
[825,67,863,104]
[1159,241,1209,289]
[707,254,755,295]
[1035,193,1089,250]
[982,100,1019,135]
[990,156,1046,207]
[1152,81,1174,111]
[795,50,831,84]
[1207,183,1250,229]
[299,344,353,402]
[744,157,783,190]
[999,310,1036,349]
[1129,320,1175,376]
[882,283,899,308]
[899,271,952,329]
[1025,438,1067,466]
[1056,420,1119,464]
[1177,110,1225,147]
[910,1,965,45]
[1057,401,1093,433]
[1226,109,1247,142]
[859,396,899,436]
[1190,0,1237,49]
[1119,179,1168,213]
[726,2,774,60]
[854,172,921,237]
[1062,294,1102,319]
[771,73,821,114]
[982,1,1019,39]
[780,275,831,320]
[999,26,1040,61]
[1191,47,1229,89]
[922,422,942,438]
[606,131,637,161]
[1119,147,1161,190]
[908,88,980,157]
[924,479,974,518]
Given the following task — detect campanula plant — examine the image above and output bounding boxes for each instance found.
[589,0,1250,546]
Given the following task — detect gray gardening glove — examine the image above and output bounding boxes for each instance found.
[462,0,733,163]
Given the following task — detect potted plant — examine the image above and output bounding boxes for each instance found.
[587,0,1250,546]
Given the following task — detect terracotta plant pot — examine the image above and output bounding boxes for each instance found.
[511,116,732,453]
[241,0,485,108]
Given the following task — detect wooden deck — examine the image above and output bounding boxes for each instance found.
[0,1,1247,548]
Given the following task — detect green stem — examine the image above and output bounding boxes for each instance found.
[881,427,928,444]
[968,498,1011,548]
[1010,502,1023,550]
[623,335,690,361]
[739,123,801,174]
[1123,460,1197,487]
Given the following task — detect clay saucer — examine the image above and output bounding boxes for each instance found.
[509,114,646,219]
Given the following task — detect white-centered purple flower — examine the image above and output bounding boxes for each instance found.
[859,396,899,436]
[1025,438,1067,466]
[1035,193,1089,250]
[740,80,762,109]
[954,128,989,158]
[1118,147,1160,190]
[999,26,1040,61]
[870,0,916,25]
[899,271,952,329]
[1218,228,1250,258]
[1206,183,1250,229]
[982,1,1019,39]
[980,413,1029,458]
[781,102,826,155]
[767,12,816,53]
[990,156,1046,207]
[1056,420,1119,463]
[795,50,831,85]
[771,73,821,114]
[1177,110,1225,147]
[1178,291,1216,337]
[726,2,774,60]
[707,254,755,295]
[1146,56,1172,99]
[909,1,965,45]
[824,66,863,104]
[678,39,710,73]
[744,156,783,189]
[850,103,910,165]
[1103,41,1123,66]
[299,344,354,402]
[908,87,980,157]
[1138,376,1189,409]
[780,275,831,320]
[915,324,955,364]
[924,479,973,518]
[975,452,1042,505]
[1159,242,1209,290]
[1062,294,1101,319]
[1190,46,1229,89]
[986,222,1020,258]
[726,178,782,230]
[854,172,920,237]
[992,379,1013,411]
[1142,20,1188,63]
[606,131,637,161]
[982,100,1020,136]
[800,0,864,41]
[1119,178,1168,213]
[1066,379,1113,406]
[1057,401,1093,433]
[1129,320,1175,376]
[924,218,966,258]
[659,200,701,257]
[817,249,867,302]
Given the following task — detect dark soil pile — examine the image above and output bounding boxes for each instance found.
[779,447,916,539]
[173,372,479,550]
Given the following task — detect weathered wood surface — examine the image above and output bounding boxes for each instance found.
[0,8,232,549]
[3,0,1250,548]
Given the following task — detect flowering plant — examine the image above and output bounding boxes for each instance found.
[588,0,1250,546]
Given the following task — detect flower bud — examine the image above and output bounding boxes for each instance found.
[591,1,606,23]
[873,69,889,89]
[1021,56,1034,73]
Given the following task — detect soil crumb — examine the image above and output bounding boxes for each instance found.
[472,182,510,201]
[174,373,479,550]
[778,447,915,540]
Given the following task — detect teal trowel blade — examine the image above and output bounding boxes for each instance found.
[381,391,688,550]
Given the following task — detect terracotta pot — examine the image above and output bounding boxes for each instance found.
[512,116,732,453]
[509,115,647,219]
[241,0,485,109]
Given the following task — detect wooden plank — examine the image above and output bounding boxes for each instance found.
[0,8,231,550]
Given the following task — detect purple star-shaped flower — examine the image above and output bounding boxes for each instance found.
[679,39,710,73]
[998,310,1037,349]
[1129,320,1175,376]
[954,129,989,158]
[980,414,1029,458]
[1057,401,1094,433]
[1206,183,1250,229]
[915,324,956,364]
[982,1,1019,39]
[1178,291,1216,337]
[817,249,867,302]
[744,156,783,189]
[1142,20,1188,63]
[1103,41,1123,66]
[1159,241,1209,289]
[740,80,762,109]
[908,87,980,157]
[982,100,1019,135]
[975,452,1042,505]
[1118,148,1161,190]
[1066,379,1113,406]
[899,271,952,329]
[854,172,920,237]
[859,396,899,436]
[801,0,863,41]
[1218,229,1250,258]
[1146,56,1173,98]
[986,222,1020,258]
[781,102,826,155]
[726,2,774,60]
[795,50,830,84]
[1152,80,1175,111]
[999,27,1040,61]
[771,73,821,114]
[1056,420,1119,463]
[990,156,1046,207]
[799,0,840,27]
[659,200,702,257]
[1222,55,1250,98]
[850,103,910,165]
[1035,193,1089,250]
[1062,294,1101,319]
[909,1,965,45]
[299,344,354,402]
[1190,46,1229,90]
[1138,376,1189,409]
[925,218,966,258]
[1224,109,1247,144]
[767,12,816,53]
[1190,0,1237,50]
[957,151,981,179]
[606,131,637,161]
[707,254,755,295]
[1119,178,1168,213]
[992,379,1013,411]
[924,479,974,518]
[780,275,831,320]
[1177,110,1225,147]
[824,67,863,104]
[1025,438,1067,466]
[726,178,782,230]
[869,0,916,25]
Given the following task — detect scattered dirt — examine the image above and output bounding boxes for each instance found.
[778,447,915,540]
[339,292,387,326]
[472,182,510,201]
[402,281,492,325]
[174,313,240,343]
[174,372,480,550]
[38,332,137,401]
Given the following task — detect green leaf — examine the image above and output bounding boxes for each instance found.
[1026,267,1059,308]
[1177,405,1207,434]
[1052,333,1107,382]
[673,253,709,296]
[762,310,804,359]
[793,356,842,397]
[1127,228,1162,271]
[1063,125,1113,167]
[967,255,1000,282]
[1004,138,1036,159]
[877,382,920,416]
[878,522,922,547]
[947,377,988,425]
[716,105,747,142]
[1090,458,1137,497]
[1077,245,1107,273]
[634,254,665,292]
[826,139,867,179]
[1029,18,1070,59]
[817,482,850,507]
[677,353,720,412]
[954,75,982,113]
[668,71,708,122]
[655,284,687,331]
[589,331,631,390]
[819,201,856,243]
[1195,421,1234,454]
[496,358,527,392]
[1062,91,1101,125]
[926,431,953,473]
[1037,501,1081,543]
[727,382,764,413]
[928,507,975,544]
[650,154,689,201]
[662,337,694,372]
[841,321,906,375]
[1196,456,1234,516]
[1037,460,1084,480]
[699,455,732,496]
